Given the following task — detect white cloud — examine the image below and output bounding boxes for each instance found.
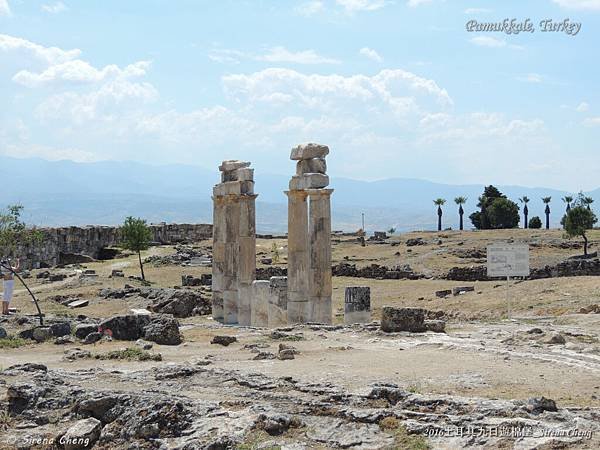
[0,0,10,16]
[209,46,340,65]
[517,73,543,83]
[222,68,453,116]
[470,36,506,48]
[42,1,68,14]
[576,101,590,112]
[464,7,492,14]
[359,47,383,62]
[0,34,81,64]
[2,143,98,162]
[583,117,600,126]
[295,1,324,16]
[336,0,387,12]
[407,0,434,7]
[257,46,340,65]
[552,0,600,11]
[13,60,152,87]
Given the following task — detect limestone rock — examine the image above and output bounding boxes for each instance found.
[289,174,329,190]
[277,349,295,360]
[221,167,254,182]
[0,326,6,339]
[526,397,558,414]
[424,319,446,333]
[74,323,98,340]
[32,327,53,342]
[213,180,254,196]
[381,307,426,333]
[296,158,327,175]
[253,351,276,360]
[83,332,103,345]
[290,143,329,160]
[545,332,566,345]
[99,315,150,341]
[61,417,102,450]
[218,160,251,172]
[50,321,72,337]
[143,316,182,345]
[211,335,237,346]
[55,335,74,345]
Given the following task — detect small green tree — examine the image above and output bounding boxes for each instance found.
[487,198,520,229]
[561,198,598,256]
[0,205,44,324]
[528,216,542,229]
[121,217,153,280]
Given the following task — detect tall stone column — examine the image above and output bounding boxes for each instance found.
[222,195,240,324]
[285,189,310,323]
[211,194,225,322]
[237,194,257,326]
[308,189,333,324]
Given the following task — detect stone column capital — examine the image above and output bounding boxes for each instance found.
[306,188,334,198]
[285,190,309,200]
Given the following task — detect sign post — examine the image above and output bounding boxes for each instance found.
[487,244,530,320]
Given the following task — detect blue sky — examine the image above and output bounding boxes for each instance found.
[1,0,599,191]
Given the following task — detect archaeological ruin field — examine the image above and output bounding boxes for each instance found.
[1,227,599,449]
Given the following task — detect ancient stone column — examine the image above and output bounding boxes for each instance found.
[213,160,257,326]
[308,188,333,324]
[251,280,269,327]
[211,194,225,322]
[268,276,288,327]
[222,195,240,325]
[344,286,371,325]
[238,193,257,326]
[285,190,310,323]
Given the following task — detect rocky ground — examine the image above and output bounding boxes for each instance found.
[1,229,600,449]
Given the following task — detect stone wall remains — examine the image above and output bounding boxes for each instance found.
[15,223,212,269]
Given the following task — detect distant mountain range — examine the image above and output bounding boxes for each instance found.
[0,156,595,233]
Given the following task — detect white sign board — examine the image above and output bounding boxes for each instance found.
[487,244,530,277]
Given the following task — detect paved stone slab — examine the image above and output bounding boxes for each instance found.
[290,143,329,160]
[68,299,89,309]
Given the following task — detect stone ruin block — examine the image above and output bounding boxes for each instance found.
[380,306,426,332]
[290,143,329,160]
[221,167,254,183]
[296,158,327,175]
[219,160,251,172]
[344,286,371,325]
[289,174,329,190]
[251,280,269,327]
[452,286,475,296]
[268,276,288,327]
[213,180,254,196]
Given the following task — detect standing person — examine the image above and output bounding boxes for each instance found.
[2,258,19,315]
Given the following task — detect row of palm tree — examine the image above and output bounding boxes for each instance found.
[433,194,595,231]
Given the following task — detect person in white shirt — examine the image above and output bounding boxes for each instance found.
[2,258,19,315]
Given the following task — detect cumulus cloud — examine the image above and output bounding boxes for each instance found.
[407,0,435,7]
[13,60,152,87]
[42,1,68,14]
[359,47,383,62]
[0,34,81,64]
[552,0,600,10]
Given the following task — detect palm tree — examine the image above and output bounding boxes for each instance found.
[562,195,574,213]
[454,197,467,231]
[519,196,530,229]
[542,197,552,229]
[433,198,446,231]
[582,195,594,211]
